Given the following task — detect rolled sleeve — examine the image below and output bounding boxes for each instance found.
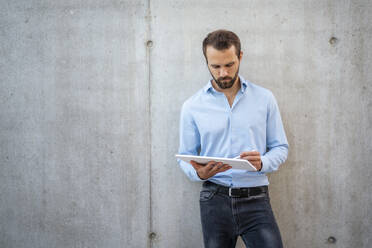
[260,93,289,173]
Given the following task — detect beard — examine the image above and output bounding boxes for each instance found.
[210,67,240,89]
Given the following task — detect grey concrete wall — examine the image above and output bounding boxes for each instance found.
[1,1,371,248]
[1,1,151,248]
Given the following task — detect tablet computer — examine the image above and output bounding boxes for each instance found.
[175,154,257,171]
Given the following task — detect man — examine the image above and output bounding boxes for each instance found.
[177,30,288,248]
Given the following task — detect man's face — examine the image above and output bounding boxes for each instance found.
[206,45,242,90]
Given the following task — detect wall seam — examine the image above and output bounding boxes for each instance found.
[145,0,153,247]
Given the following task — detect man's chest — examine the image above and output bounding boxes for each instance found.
[192,98,268,138]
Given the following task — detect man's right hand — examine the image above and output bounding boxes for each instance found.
[190,160,232,180]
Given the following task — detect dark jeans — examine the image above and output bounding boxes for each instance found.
[199,181,283,248]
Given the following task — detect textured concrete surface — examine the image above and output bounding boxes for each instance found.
[150,1,372,247]
[1,1,372,248]
[0,1,151,248]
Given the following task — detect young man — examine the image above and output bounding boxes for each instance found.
[177,30,288,248]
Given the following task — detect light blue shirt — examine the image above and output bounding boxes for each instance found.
[177,76,289,187]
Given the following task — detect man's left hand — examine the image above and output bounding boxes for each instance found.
[239,151,262,171]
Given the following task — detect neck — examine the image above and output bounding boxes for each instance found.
[212,77,241,108]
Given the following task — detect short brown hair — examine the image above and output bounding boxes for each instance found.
[202,29,241,61]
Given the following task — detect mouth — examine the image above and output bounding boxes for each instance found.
[219,77,232,82]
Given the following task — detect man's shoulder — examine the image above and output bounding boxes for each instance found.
[246,80,275,100]
[182,87,207,110]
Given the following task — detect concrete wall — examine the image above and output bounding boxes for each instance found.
[1,1,371,248]
[0,1,151,247]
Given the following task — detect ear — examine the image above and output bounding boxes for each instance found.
[239,51,243,61]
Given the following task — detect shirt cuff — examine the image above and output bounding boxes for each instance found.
[260,156,270,173]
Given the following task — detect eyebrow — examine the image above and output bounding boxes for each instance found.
[210,61,235,67]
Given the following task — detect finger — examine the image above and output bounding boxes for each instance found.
[194,160,209,166]
[204,161,217,171]
[240,151,260,156]
[247,156,261,161]
[207,164,230,178]
[192,160,209,166]
[206,161,217,166]
[250,161,261,168]
[210,162,223,173]
[241,156,261,161]
[218,164,232,172]
[208,162,221,173]
[213,163,231,173]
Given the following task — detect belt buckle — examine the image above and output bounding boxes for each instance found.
[228,187,240,197]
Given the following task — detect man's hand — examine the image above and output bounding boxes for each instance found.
[239,151,262,171]
[190,160,232,180]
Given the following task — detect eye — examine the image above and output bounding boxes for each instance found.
[226,63,234,67]
[211,65,220,69]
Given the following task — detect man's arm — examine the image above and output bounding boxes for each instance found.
[260,93,289,173]
[177,103,205,181]
[177,103,232,181]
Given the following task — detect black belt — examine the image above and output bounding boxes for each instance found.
[203,181,268,198]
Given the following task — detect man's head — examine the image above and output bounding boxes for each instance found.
[202,30,242,90]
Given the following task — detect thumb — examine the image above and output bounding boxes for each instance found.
[190,160,202,170]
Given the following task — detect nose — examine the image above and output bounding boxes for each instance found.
[219,68,228,77]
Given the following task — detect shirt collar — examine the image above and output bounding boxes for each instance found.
[203,75,248,94]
